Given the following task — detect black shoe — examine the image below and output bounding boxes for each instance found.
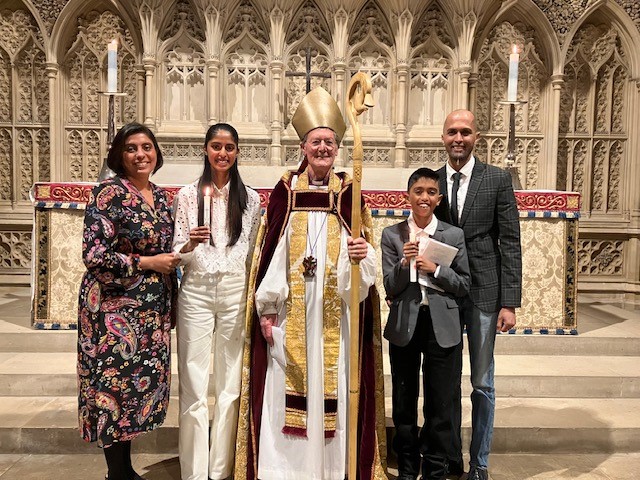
[106,474,145,480]
[468,467,489,480]
[447,460,465,478]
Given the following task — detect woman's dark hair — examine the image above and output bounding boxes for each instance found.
[197,122,248,246]
[107,122,164,176]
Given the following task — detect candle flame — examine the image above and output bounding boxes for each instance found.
[512,45,518,54]
[204,186,211,196]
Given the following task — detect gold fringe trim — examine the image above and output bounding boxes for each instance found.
[233,216,266,480]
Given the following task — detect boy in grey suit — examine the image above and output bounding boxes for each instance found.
[381,168,470,480]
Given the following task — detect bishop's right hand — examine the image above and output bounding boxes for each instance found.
[260,314,278,346]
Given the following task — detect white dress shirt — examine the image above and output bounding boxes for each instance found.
[407,213,439,305]
[445,156,475,224]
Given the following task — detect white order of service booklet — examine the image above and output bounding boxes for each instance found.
[418,237,459,292]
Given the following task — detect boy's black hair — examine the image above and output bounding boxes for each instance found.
[407,167,440,191]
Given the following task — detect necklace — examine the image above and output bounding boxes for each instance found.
[303,213,329,278]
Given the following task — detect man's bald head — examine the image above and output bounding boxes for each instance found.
[441,109,479,168]
[443,109,478,134]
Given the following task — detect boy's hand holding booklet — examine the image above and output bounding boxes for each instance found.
[420,237,458,267]
[418,238,459,292]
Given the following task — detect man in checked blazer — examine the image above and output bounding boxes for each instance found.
[381,168,470,480]
[434,110,522,480]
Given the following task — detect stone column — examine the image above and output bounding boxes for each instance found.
[207,58,221,124]
[627,80,640,304]
[45,63,61,181]
[468,72,478,111]
[270,59,284,165]
[142,57,156,127]
[458,63,471,109]
[333,59,347,167]
[547,74,564,190]
[625,79,640,222]
[394,63,410,168]
[135,65,146,124]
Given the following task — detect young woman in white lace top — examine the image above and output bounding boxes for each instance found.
[172,123,261,480]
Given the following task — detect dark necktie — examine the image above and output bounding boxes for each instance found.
[450,172,462,226]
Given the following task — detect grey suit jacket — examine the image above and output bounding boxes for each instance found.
[435,160,522,313]
[381,219,470,348]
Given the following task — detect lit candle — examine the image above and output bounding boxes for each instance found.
[507,45,519,102]
[203,186,211,228]
[107,40,118,93]
[409,231,417,282]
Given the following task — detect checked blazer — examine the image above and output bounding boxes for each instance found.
[435,159,522,313]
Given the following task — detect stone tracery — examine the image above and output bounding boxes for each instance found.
[559,22,627,216]
[475,21,547,188]
[0,0,636,302]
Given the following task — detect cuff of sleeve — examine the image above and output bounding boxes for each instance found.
[260,304,278,316]
[174,241,195,266]
[178,250,194,266]
[434,265,441,278]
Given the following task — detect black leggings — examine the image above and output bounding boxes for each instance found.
[103,441,133,480]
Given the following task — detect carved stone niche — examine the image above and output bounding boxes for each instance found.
[0,225,32,284]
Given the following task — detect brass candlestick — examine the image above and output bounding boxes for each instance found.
[97,91,127,181]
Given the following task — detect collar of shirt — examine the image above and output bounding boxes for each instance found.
[408,213,438,305]
[446,155,475,182]
[407,212,438,241]
[212,182,230,200]
[310,178,328,186]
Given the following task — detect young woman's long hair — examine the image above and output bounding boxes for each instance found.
[197,123,248,246]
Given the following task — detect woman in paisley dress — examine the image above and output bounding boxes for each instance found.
[172,123,261,480]
[77,123,180,480]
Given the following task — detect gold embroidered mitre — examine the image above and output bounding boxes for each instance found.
[291,87,347,143]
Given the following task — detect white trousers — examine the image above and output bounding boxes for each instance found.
[177,271,247,480]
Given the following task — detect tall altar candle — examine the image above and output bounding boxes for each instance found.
[507,45,519,102]
[203,186,211,228]
[107,40,118,93]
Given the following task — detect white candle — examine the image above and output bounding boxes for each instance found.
[409,231,417,283]
[203,186,211,228]
[507,45,519,102]
[107,40,118,93]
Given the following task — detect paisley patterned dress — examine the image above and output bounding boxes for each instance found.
[77,176,176,447]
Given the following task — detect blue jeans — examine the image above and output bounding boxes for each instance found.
[462,298,497,469]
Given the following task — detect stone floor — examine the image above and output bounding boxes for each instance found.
[1,286,640,479]
[0,453,639,479]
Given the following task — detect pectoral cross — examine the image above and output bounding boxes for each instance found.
[285,47,331,93]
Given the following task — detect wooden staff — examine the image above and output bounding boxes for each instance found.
[346,72,374,480]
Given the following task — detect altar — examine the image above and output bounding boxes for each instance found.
[31,183,580,333]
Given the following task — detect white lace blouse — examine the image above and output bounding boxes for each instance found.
[172,180,261,276]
